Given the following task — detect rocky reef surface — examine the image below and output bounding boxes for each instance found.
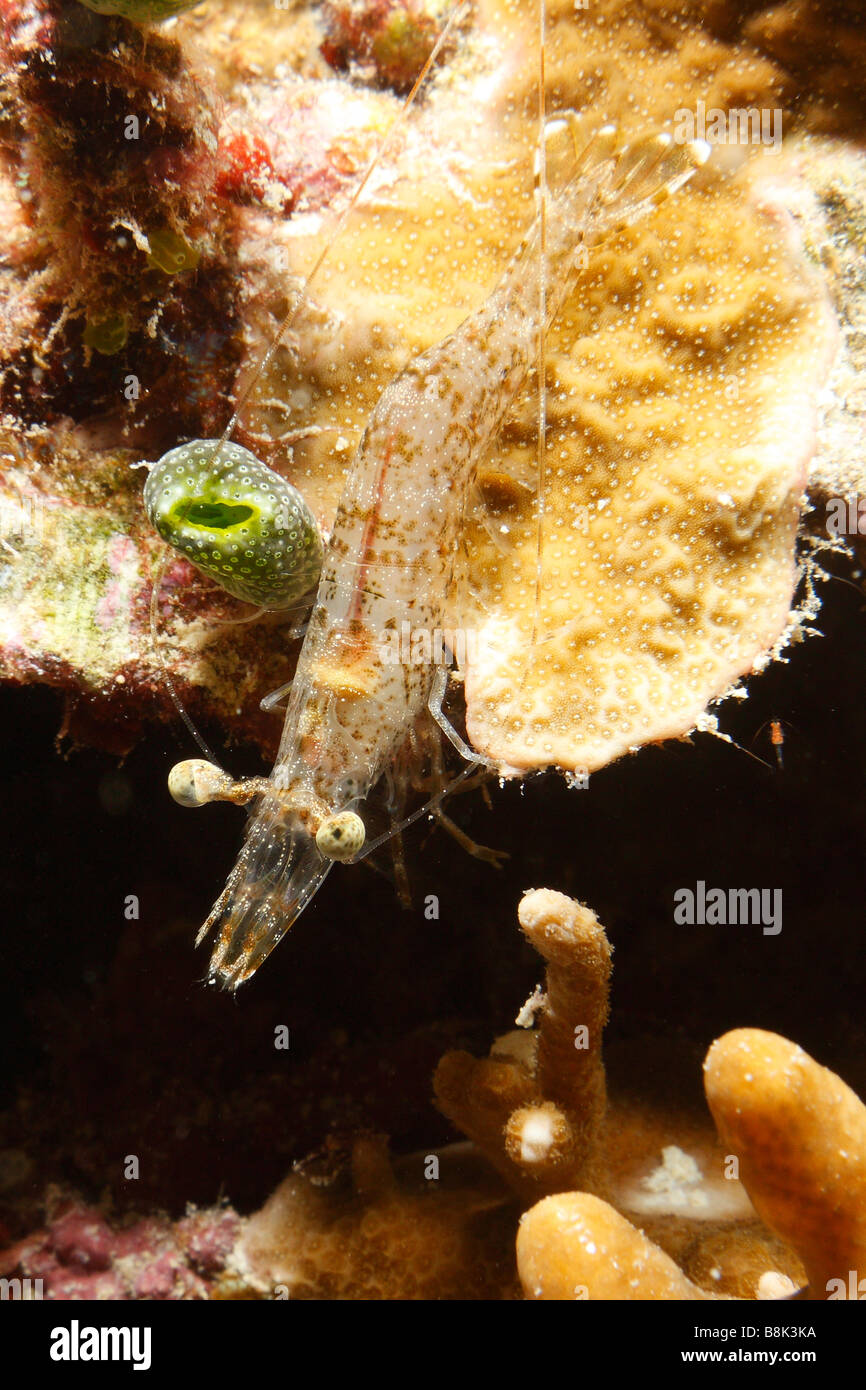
[0,0,860,762]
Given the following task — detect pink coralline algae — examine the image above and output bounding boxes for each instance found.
[0,1198,241,1299]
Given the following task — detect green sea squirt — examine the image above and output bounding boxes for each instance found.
[144,439,323,609]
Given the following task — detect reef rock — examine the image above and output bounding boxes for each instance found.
[0,0,848,773]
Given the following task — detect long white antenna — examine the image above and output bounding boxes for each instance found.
[153,4,469,762]
[216,1,470,458]
[530,0,547,654]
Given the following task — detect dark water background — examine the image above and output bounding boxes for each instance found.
[2,550,864,1221]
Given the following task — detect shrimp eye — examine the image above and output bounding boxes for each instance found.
[316,812,366,861]
[168,759,231,808]
[144,439,323,609]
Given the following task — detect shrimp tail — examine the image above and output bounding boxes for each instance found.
[197,797,331,989]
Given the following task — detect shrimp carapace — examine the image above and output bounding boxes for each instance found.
[189,121,710,988]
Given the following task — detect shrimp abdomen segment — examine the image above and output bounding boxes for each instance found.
[281,599,435,789]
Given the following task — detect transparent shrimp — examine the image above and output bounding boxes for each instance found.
[183,118,710,988]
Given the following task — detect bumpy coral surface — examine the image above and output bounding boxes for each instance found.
[777,136,866,559]
[435,889,611,1200]
[215,0,837,775]
[455,1,837,774]
[517,1192,712,1301]
[463,155,834,772]
[705,1028,866,1300]
[235,1136,517,1300]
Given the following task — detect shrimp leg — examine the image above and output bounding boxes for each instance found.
[427,666,493,767]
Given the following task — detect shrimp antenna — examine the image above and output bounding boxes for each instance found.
[214,0,471,461]
[529,0,547,659]
[149,549,223,768]
[725,735,773,772]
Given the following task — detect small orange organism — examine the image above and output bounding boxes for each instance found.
[750,717,794,772]
[769,718,785,772]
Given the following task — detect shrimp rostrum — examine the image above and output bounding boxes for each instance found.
[176,120,709,988]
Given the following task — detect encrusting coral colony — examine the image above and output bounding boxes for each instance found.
[0,0,864,1302]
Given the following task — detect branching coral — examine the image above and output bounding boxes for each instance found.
[5,892,862,1302]
[517,1026,866,1301]
[517,1192,713,1301]
[436,887,864,1300]
[704,1028,866,1300]
[434,889,611,1201]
